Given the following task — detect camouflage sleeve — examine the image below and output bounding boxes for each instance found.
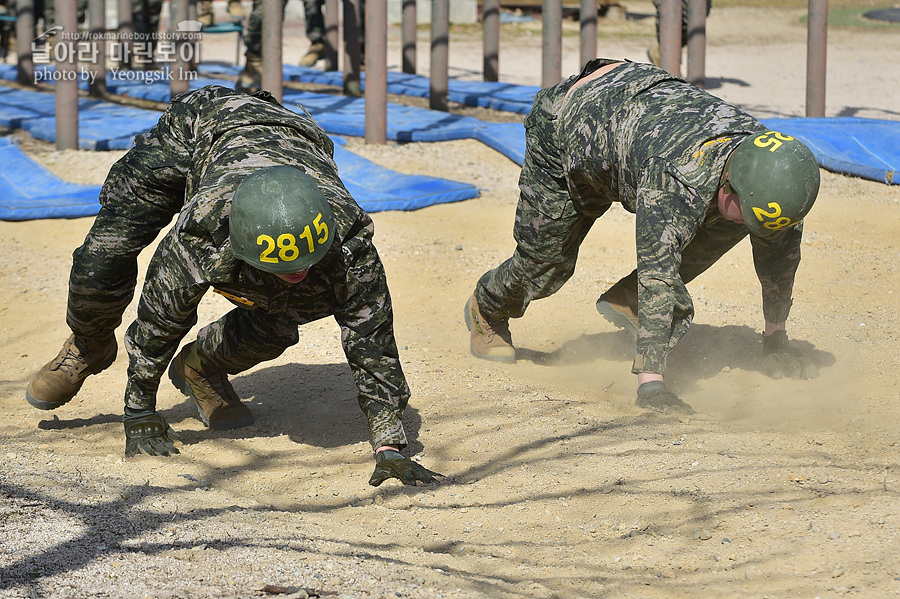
[334,219,410,451]
[633,162,705,375]
[122,227,215,411]
[98,98,196,219]
[750,222,804,324]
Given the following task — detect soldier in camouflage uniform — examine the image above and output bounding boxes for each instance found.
[26,85,442,487]
[197,0,244,27]
[236,0,364,92]
[298,0,326,67]
[465,59,820,414]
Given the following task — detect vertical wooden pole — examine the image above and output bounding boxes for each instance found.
[365,0,386,143]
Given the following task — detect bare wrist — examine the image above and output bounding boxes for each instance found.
[764,321,786,336]
[637,372,664,386]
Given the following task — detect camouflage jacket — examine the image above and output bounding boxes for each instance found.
[105,86,408,449]
[539,59,804,374]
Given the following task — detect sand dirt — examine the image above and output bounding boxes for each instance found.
[2,2,900,598]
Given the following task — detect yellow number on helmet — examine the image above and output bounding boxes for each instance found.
[298,225,315,254]
[764,216,794,230]
[257,234,278,263]
[313,212,329,244]
[754,131,795,153]
[277,233,300,262]
[752,202,782,222]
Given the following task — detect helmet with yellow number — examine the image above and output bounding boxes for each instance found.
[230,166,335,274]
[727,131,820,237]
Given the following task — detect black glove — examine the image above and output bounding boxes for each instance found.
[124,409,181,458]
[635,381,696,415]
[368,449,444,487]
[762,330,818,380]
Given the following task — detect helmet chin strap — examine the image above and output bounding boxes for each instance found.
[718,148,736,191]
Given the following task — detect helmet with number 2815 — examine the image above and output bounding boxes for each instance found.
[727,131,820,238]
[230,166,336,274]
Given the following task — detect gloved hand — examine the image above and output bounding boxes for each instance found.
[635,381,696,415]
[762,330,818,380]
[124,409,181,457]
[368,449,444,487]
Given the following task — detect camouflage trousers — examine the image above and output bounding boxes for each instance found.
[132,0,164,38]
[245,0,364,60]
[302,0,325,43]
[474,76,599,321]
[474,64,749,323]
[93,220,347,414]
[40,0,158,31]
[244,0,288,60]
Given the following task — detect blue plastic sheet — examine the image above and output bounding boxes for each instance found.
[3,64,898,185]
[762,117,899,185]
[332,141,479,212]
[0,86,479,220]
[0,137,103,220]
[199,64,539,114]
[0,85,160,150]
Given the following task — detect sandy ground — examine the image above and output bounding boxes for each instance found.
[2,3,900,598]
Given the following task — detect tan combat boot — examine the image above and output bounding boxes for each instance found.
[464,295,516,364]
[299,40,326,67]
[197,0,214,26]
[596,271,639,339]
[227,0,245,18]
[236,57,262,93]
[26,334,117,410]
[168,342,255,430]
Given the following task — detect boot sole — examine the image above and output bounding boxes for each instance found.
[25,349,117,411]
[463,299,516,365]
[635,394,696,415]
[167,359,255,431]
[596,295,638,340]
[25,389,75,411]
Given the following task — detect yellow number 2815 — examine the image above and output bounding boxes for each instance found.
[256,212,330,264]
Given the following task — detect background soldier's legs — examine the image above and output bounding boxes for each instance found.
[476,200,594,321]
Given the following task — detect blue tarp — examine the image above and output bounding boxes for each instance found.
[200,63,540,115]
[473,123,527,166]
[0,85,163,150]
[0,86,479,220]
[762,117,899,185]
[332,141,478,212]
[0,137,102,220]
[2,64,899,186]
[0,65,530,164]
[285,88,486,142]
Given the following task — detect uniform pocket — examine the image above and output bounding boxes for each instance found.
[520,113,571,220]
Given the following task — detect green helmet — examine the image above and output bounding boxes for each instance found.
[727,131,820,237]
[230,166,335,274]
